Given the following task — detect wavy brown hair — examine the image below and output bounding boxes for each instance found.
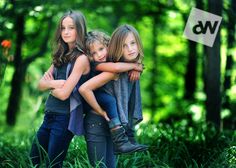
[107,24,144,63]
[85,30,110,60]
[52,10,87,67]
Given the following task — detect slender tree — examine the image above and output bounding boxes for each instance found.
[222,0,236,109]
[4,2,53,125]
[222,0,236,129]
[183,0,204,100]
[205,0,222,128]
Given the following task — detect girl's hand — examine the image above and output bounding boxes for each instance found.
[42,71,65,89]
[128,70,140,81]
[101,111,110,121]
[134,63,143,72]
[43,71,54,81]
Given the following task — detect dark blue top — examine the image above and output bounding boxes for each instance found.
[45,63,70,114]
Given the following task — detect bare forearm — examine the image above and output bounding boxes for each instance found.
[78,72,116,117]
[38,65,55,91]
[38,79,53,91]
[96,62,142,73]
[51,88,69,101]
[112,63,139,73]
[50,55,90,100]
[38,80,66,91]
[79,87,104,115]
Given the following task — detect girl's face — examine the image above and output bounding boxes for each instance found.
[61,16,77,49]
[122,32,139,62]
[90,41,108,62]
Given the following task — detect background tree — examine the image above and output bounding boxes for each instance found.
[2,1,53,125]
[222,0,236,109]
[222,0,236,129]
[183,0,204,100]
[205,0,222,128]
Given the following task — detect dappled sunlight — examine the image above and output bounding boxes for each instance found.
[195,91,206,101]
[221,109,231,119]
[142,110,151,123]
[228,85,236,100]
[189,104,203,121]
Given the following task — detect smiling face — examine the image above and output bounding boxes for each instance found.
[122,32,139,62]
[90,40,108,62]
[61,16,77,49]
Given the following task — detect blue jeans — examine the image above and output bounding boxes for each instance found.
[95,91,118,119]
[30,113,74,168]
[95,91,121,128]
[84,111,116,168]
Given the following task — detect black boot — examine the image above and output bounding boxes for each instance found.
[126,127,148,152]
[111,127,141,155]
[128,136,148,152]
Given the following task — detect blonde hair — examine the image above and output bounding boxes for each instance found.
[108,24,144,63]
[85,31,110,59]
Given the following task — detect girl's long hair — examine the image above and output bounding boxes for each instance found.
[52,10,87,67]
[108,24,144,63]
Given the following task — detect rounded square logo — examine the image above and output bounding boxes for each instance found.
[183,7,222,47]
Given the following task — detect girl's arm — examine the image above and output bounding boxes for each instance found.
[51,55,90,100]
[95,62,143,73]
[129,63,145,81]
[38,65,66,91]
[129,70,141,81]
[79,72,117,120]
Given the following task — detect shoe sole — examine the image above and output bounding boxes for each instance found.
[114,146,148,155]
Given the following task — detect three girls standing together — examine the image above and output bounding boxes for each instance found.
[30,10,147,168]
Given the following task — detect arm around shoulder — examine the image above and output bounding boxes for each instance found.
[79,71,116,94]
[96,62,143,73]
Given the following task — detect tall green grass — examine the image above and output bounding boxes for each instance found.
[0,120,235,168]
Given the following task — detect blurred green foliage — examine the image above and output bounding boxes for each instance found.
[0,0,235,166]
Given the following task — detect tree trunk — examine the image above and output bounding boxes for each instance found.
[183,0,204,100]
[205,0,222,128]
[6,66,27,125]
[6,14,25,125]
[222,0,236,129]
[222,0,236,109]
[0,57,8,86]
[184,41,197,100]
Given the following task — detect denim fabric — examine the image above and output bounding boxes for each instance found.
[95,90,118,120]
[84,112,116,168]
[30,113,74,168]
[102,73,143,125]
[108,117,121,129]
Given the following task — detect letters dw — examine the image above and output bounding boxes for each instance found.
[183,7,222,47]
